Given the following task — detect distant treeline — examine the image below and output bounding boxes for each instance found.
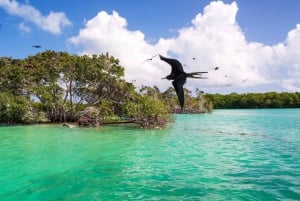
[204,92,300,109]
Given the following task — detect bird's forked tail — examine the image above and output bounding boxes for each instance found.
[186,71,208,79]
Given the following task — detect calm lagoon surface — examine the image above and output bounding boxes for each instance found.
[0,109,300,201]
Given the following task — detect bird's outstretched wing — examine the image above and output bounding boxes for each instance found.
[159,55,185,76]
[172,76,186,110]
[143,54,158,63]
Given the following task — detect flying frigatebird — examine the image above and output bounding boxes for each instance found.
[32,45,41,48]
[159,54,208,112]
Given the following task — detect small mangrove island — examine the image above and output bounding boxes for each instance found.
[0,51,212,128]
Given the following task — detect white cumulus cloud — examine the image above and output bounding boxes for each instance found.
[68,1,300,93]
[0,0,71,34]
[273,24,300,90]
[68,11,169,89]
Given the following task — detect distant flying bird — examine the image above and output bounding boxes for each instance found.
[32,45,41,48]
[159,54,208,111]
[242,79,248,82]
[214,66,219,70]
[143,54,158,63]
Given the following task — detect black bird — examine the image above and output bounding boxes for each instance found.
[32,45,41,48]
[214,66,219,70]
[159,54,208,111]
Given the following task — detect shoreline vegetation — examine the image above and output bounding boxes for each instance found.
[205,92,300,109]
[1,51,299,128]
[0,51,211,129]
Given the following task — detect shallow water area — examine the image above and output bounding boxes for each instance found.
[1,109,300,200]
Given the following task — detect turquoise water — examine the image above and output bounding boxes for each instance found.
[0,109,300,201]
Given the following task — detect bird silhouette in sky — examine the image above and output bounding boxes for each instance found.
[159,54,208,111]
[214,66,219,70]
[143,54,158,63]
[32,45,41,48]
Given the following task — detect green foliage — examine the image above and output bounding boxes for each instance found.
[0,93,30,123]
[205,92,300,109]
[0,58,26,96]
[134,94,171,129]
[97,99,116,122]
[122,99,139,118]
[136,95,170,117]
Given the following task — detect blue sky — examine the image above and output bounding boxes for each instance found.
[1,0,300,94]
